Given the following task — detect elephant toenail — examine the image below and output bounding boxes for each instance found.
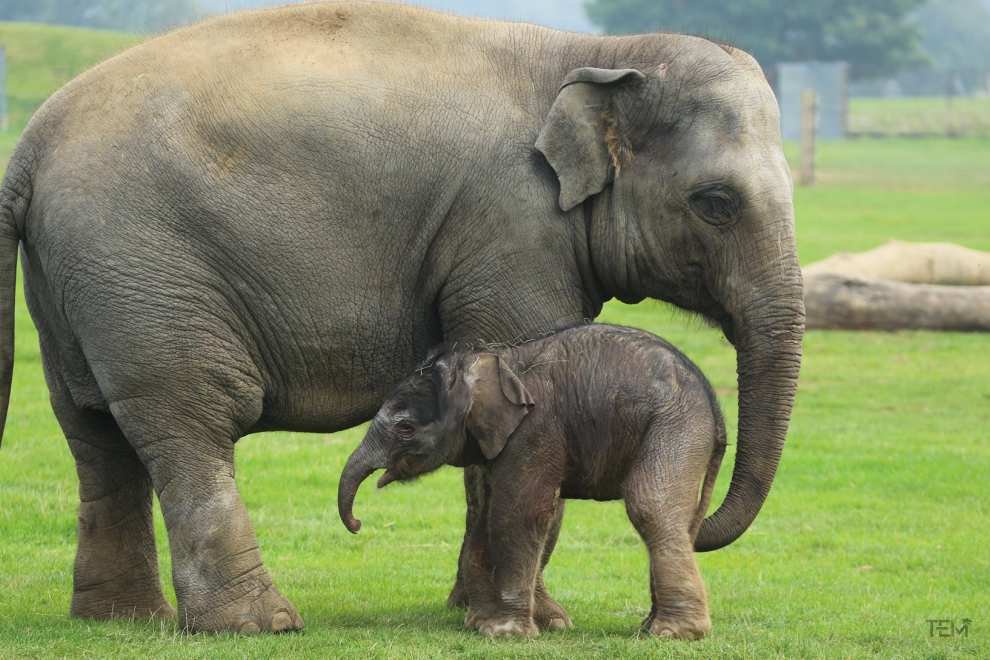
[239,621,261,634]
[547,617,567,631]
[271,611,293,632]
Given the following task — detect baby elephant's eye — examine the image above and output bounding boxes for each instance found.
[394,421,415,437]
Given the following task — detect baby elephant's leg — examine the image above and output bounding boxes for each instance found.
[460,476,570,632]
[624,425,713,640]
[469,472,560,637]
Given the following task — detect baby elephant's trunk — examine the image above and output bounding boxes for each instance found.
[337,429,388,534]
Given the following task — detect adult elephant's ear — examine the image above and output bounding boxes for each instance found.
[536,67,646,212]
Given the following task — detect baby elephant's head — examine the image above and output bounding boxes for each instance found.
[337,351,534,533]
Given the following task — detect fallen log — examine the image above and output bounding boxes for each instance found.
[804,240,990,285]
[804,273,990,331]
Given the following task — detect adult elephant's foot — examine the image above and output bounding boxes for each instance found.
[532,589,572,631]
[179,570,304,634]
[640,613,711,640]
[71,582,176,621]
[472,613,539,638]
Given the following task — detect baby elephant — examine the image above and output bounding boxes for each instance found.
[338,324,726,639]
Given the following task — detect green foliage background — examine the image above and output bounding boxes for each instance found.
[584,0,927,80]
[0,0,199,33]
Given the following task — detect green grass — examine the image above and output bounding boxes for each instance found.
[788,138,990,265]
[0,22,988,659]
[849,96,990,138]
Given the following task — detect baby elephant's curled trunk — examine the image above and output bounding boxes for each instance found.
[337,432,388,534]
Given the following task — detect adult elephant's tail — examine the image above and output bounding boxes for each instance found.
[0,150,29,448]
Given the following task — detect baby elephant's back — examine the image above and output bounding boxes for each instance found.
[537,324,724,499]
[552,324,718,414]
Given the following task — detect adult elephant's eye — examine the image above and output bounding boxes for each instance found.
[394,421,415,437]
[690,185,741,226]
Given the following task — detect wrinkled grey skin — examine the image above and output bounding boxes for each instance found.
[0,2,803,633]
[339,325,727,639]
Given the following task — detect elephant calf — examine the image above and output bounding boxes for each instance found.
[338,324,726,639]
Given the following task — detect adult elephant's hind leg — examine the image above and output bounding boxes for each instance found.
[110,384,303,634]
[52,392,174,621]
[532,497,572,631]
[448,465,485,609]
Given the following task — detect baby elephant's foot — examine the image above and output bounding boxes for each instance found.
[641,613,711,641]
[447,581,469,609]
[464,606,485,630]
[180,580,304,634]
[473,614,539,638]
[533,592,572,631]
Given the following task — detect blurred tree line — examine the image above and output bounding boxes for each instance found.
[586,0,990,89]
[909,0,990,93]
[0,0,200,33]
[585,0,925,80]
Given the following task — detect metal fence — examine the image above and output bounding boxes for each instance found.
[777,61,849,141]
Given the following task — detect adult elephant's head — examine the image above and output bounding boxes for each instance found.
[536,42,805,551]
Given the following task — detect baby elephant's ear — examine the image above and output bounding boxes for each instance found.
[465,354,535,460]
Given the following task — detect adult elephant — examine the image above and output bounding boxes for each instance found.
[0,2,804,633]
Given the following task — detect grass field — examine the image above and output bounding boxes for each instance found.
[0,22,988,659]
[848,96,990,138]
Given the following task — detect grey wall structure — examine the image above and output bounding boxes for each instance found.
[777,61,849,141]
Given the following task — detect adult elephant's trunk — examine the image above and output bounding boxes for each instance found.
[337,427,388,534]
[694,276,805,552]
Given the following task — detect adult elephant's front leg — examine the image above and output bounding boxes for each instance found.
[448,465,485,609]
[532,497,572,631]
[451,466,570,630]
[110,394,303,634]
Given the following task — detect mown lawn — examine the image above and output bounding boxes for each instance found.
[848,96,990,138]
[0,22,988,659]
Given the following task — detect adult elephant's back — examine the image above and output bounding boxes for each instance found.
[2,3,545,432]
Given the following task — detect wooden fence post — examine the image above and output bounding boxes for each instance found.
[799,89,816,186]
